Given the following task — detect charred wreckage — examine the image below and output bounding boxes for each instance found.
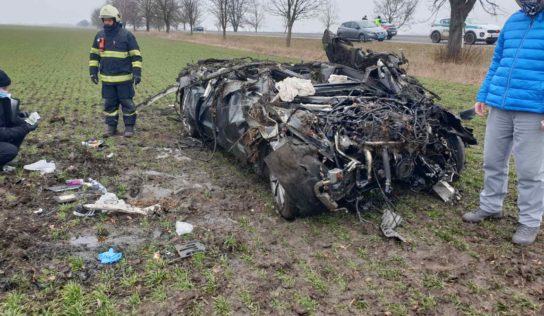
[141,31,477,239]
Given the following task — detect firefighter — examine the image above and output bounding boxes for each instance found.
[89,4,142,137]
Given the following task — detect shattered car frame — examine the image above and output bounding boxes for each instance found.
[144,31,476,220]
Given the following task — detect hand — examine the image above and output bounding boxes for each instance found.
[26,122,38,131]
[474,102,488,117]
[90,74,99,85]
[133,76,141,86]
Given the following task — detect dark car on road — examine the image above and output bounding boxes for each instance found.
[381,23,397,40]
[337,20,387,42]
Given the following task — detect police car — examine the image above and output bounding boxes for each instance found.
[430,18,501,45]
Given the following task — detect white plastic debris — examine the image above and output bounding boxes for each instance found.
[275,77,316,102]
[24,112,41,126]
[24,159,56,174]
[83,193,160,216]
[380,209,406,242]
[328,74,349,84]
[175,221,194,235]
[433,180,456,203]
[33,208,43,214]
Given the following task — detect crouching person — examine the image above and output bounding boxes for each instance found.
[0,70,38,170]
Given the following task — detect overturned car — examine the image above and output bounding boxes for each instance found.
[145,31,476,220]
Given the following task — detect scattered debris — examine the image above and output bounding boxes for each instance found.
[87,178,107,194]
[380,209,406,242]
[73,206,95,217]
[97,248,123,264]
[107,153,114,159]
[83,193,160,216]
[175,241,205,259]
[66,179,84,186]
[33,208,44,214]
[46,184,81,192]
[2,165,16,173]
[81,139,105,149]
[24,159,56,174]
[54,194,78,204]
[175,221,194,235]
[433,180,457,203]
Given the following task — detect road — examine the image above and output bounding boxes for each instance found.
[202,30,431,44]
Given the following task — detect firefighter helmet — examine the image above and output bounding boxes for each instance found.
[100,5,122,22]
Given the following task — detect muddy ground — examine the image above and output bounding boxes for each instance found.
[1,103,543,316]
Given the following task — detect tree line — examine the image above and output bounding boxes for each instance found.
[91,0,501,57]
[91,0,266,35]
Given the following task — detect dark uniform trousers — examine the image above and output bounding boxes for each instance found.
[102,83,137,127]
[0,134,25,167]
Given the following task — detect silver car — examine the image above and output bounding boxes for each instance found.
[337,20,387,42]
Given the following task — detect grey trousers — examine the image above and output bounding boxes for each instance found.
[480,107,544,228]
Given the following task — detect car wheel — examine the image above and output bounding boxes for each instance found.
[269,171,298,220]
[447,135,465,174]
[387,35,393,40]
[431,31,441,43]
[359,34,367,42]
[464,32,476,45]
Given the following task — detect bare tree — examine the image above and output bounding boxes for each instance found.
[245,0,265,32]
[209,0,229,39]
[91,7,102,28]
[228,0,249,32]
[137,0,156,31]
[319,0,338,30]
[155,0,179,33]
[180,0,203,34]
[109,0,140,30]
[269,0,323,47]
[373,0,418,28]
[432,0,499,59]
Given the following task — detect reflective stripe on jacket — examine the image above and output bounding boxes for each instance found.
[89,24,142,85]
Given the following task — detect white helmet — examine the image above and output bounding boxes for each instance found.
[99,4,122,22]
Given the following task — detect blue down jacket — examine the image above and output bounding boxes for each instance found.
[477,10,544,113]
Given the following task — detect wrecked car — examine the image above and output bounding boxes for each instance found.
[142,31,476,220]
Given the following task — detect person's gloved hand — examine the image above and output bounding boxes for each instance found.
[18,111,30,119]
[133,76,141,86]
[26,122,38,131]
[90,74,99,85]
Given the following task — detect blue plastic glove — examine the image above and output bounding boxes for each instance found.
[97,248,123,264]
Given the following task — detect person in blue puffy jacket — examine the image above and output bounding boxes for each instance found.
[463,0,544,245]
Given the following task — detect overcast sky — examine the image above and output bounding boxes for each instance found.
[0,0,522,35]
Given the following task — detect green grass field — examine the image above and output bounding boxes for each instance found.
[0,26,543,315]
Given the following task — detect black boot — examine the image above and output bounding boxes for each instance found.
[103,125,117,138]
[124,125,135,137]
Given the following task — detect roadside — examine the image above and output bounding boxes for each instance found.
[147,31,495,85]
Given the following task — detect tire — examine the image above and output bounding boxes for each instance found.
[180,90,199,137]
[359,34,367,42]
[269,171,298,220]
[447,135,465,174]
[387,35,393,40]
[431,31,441,43]
[464,32,476,45]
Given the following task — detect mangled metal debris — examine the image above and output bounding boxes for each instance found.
[139,30,476,240]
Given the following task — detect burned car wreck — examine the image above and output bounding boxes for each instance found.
[143,31,476,225]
